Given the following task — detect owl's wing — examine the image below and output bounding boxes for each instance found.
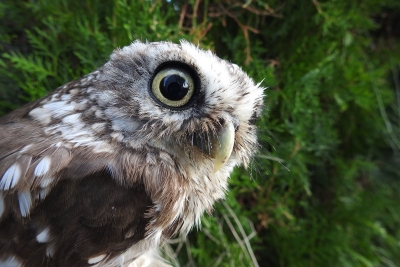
[0,102,75,196]
[0,108,153,266]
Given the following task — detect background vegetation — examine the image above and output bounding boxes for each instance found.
[1,0,400,266]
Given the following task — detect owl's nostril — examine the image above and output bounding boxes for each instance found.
[231,115,240,132]
[217,116,239,132]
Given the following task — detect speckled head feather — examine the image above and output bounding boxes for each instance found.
[0,40,264,266]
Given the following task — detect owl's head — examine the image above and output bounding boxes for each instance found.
[94,41,264,179]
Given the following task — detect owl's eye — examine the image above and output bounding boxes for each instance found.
[151,66,196,108]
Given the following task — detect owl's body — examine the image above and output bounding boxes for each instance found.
[0,41,264,266]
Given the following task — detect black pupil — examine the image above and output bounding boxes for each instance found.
[160,74,189,101]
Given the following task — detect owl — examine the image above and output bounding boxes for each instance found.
[0,40,264,266]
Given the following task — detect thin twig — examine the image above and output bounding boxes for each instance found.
[179,3,188,28]
[256,154,285,162]
[222,202,259,267]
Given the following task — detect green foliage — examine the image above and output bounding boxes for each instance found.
[1,0,400,266]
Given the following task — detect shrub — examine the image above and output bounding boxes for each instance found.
[1,0,399,266]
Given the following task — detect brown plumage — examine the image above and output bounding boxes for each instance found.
[0,41,264,266]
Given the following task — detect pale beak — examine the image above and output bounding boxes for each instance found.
[210,121,235,172]
[193,121,235,172]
